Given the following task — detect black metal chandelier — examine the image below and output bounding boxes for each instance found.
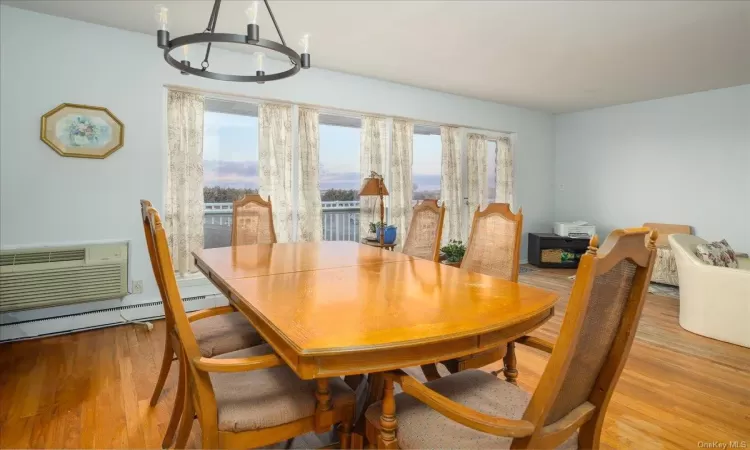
[155,0,310,83]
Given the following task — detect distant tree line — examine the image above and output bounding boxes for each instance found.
[321,189,359,201]
[204,186,440,203]
[412,184,440,201]
[204,186,258,203]
[413,190,441,200]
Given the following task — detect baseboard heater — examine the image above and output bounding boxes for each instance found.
[0,294,227,342]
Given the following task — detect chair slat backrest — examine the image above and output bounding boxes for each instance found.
[402,200,446,261]
[516,228,658,448]
[141,200,175,325]
[144,206,203,359]
[460,203,523,282]
[146,206,219,420]
[231,194,277,246]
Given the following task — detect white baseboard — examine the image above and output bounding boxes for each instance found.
[0,272,223,342]
[0,294,228,342]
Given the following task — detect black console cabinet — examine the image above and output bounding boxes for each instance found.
[528,233,590,268]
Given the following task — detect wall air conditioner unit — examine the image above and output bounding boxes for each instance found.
[0,243,128,312]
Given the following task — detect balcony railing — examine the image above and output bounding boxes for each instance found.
[204,201,361,248]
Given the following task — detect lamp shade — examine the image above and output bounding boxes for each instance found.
[359,176,389,196]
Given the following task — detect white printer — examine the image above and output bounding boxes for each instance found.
[554,221,596,238]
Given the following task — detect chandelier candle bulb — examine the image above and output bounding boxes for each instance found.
[178,44,190,75]
[245,1,259,25]
[255,52,265,83]
[155,5,170,49]
[246,1,260,42]
[155,5,169,30]
[300,34,310,53]
[300,33,311,68]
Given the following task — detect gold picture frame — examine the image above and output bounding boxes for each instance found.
[40,103,124,159]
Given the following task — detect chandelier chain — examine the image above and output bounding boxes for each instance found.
[201,0,223,71]
[263,0,285,46]
[204,0,221,33]
[263,0,296,66]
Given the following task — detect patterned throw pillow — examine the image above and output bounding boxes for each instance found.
[695,239,739,268]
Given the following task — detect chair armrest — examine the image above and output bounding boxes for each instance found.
[193,353,284,373]
[387,371,535,438]
[187,305,235,323]
[517,335,554,353]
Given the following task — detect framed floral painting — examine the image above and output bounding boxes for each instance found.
[40,103,124,159]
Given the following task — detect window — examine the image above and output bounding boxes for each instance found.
[319,114,361,241]
[413,125,441,201]
[487,140,497,204]
[202,99,259,249]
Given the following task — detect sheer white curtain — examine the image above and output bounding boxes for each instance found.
[390,119,413,249]
[258,103,293,242]
[297,107,322,242]
[440,126,462,245]
[495,136,514,209]
[359,116,387,238]
[466,133,488,239]
[166,90,204,276]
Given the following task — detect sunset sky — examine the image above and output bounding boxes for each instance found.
[203,111,495,194]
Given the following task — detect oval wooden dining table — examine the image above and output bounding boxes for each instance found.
[193,241,558,447]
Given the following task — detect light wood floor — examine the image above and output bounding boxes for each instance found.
[1,268,748,449]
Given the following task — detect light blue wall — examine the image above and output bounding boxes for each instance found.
[554,85,750,250]
[0,5,556,309]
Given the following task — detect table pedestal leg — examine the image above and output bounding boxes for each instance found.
[344,374,365,391]
[503,342,518,384]
[420,364,441,381]
[350,373,385,449]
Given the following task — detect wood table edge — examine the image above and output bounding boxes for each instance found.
[195,250,559,380]
[225,277,555,379]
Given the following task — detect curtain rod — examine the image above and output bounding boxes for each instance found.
[164,84,513,137]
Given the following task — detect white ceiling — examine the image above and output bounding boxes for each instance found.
[4,0,750,113]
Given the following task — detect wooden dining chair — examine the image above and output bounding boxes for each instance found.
[426,203,523,379]
[367,228,658,449]
[231,194,277,245]
[145,205,356,449]
[402,199,446,261]
[140,200,264,448]
[461,203,523,281]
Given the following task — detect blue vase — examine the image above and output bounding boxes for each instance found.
[377,225,398,245]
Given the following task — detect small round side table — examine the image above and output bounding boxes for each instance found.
[360,239,397,251]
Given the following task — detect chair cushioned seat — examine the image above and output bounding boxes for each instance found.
[210,344,355,432]
[365,369,578,449]
[192,311,263,357]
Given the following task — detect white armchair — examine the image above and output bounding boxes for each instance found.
[669,234,750,348]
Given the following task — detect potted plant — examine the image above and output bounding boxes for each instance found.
[440,239,466,267]
[369,221,397,244]
[368,221,386,236]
